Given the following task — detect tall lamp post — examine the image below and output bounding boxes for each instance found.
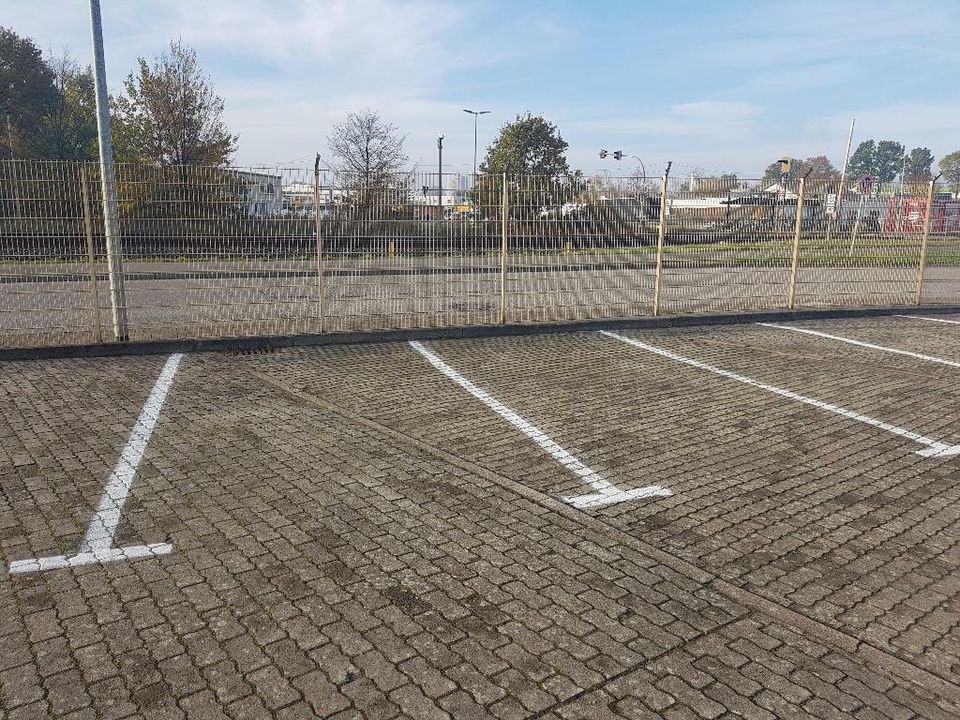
[437,133,444,220]
[89,0,128,341]
[462,109,491,180]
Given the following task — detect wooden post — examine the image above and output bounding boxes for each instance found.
[499,173,508,324]
[787,174,809,310]
[80,165,103,343]
[652,173,670,316]
[313,157,325,332]
[915,178,938,306]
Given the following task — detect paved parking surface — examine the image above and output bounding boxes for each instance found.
[1,313,959,718]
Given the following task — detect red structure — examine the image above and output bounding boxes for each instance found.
[885,196,960,232]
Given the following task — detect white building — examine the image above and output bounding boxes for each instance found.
[231,170,282,217]
[281,182,348,217]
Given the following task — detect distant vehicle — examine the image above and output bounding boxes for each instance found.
[445,209,479,221]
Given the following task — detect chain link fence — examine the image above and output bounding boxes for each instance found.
[1,160,957,348]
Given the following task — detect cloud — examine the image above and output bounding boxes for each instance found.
[5,0,958,177]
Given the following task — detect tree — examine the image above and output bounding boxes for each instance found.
[474,113,573,218]
[113,40,237,166]
[326,108,407,182]
[903,147,934,182]
[873,140,905,182]
[763,159,798,183]
[480,113,570,176]
[847,140,876,180]
[800,155,839,180]
[28,50,97,161]
[940,151,960,194]
[764,155,839,184]
[0,27,57,157]
[845,139,905,184]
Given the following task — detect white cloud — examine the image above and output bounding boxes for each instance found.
[5,1,958,177]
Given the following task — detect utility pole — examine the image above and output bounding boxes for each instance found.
[89,0,129,341]
[437,133,444,220]
[462,109,490,180]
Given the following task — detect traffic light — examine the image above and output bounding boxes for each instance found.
[779,157,792,175]
[599,149,608,159]
[613,150,623,160]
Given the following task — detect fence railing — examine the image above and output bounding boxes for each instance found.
[1,160,958,348]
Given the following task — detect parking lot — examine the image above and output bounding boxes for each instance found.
[1,312,959,719]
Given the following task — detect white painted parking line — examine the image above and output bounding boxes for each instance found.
[600,331,960,458]
[9,354,183,575]
[409,341,671,509]
[758,323,960,368]
[894,314,960,326]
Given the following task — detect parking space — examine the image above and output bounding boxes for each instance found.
[1,314,959,718]
[245,317,960,681]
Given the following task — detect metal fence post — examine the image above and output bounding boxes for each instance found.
[89,0,128,341]
[652,172,670,316]
[915,177,938,306]
[313,156,325,332]
[499,172,508,324]
[80,164,103,343]
[787,174,809,310]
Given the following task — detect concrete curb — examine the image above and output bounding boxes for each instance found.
[2,304,959,361]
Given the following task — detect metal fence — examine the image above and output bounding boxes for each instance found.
[1,160,958,348]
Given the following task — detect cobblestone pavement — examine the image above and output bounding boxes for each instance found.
[1,314,959,718]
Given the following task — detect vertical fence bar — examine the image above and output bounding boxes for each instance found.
[499,172,508,324]
[787,174,809,310]
[915,178,937,306]
[80,164,103,343]
[652,173,669,316]
[313,157,325,332]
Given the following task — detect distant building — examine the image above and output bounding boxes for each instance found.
[231,170,282,217]
[409,187,462,220]
[281,182,347,217]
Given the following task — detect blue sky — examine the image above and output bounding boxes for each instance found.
[8,0,960,177]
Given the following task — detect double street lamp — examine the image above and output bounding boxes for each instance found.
[463,109,491,178]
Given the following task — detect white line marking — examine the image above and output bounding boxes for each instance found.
[9,544,173,574]
[600,331,960,458]
[9,354,183,575]
[758,323,960,368]
[894,314,960,326]
[409,341,671,508]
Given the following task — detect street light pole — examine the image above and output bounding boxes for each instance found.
[437,133,444,220]
[463,109,491,180]
[89,0,128,341]
[601,149,646,185]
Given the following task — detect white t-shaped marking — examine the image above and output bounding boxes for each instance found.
[409,341,671,508]
[9,354,183,575]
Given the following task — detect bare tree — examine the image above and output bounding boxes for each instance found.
[327,109,407,182]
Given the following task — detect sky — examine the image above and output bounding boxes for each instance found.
[6,0,960,178]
